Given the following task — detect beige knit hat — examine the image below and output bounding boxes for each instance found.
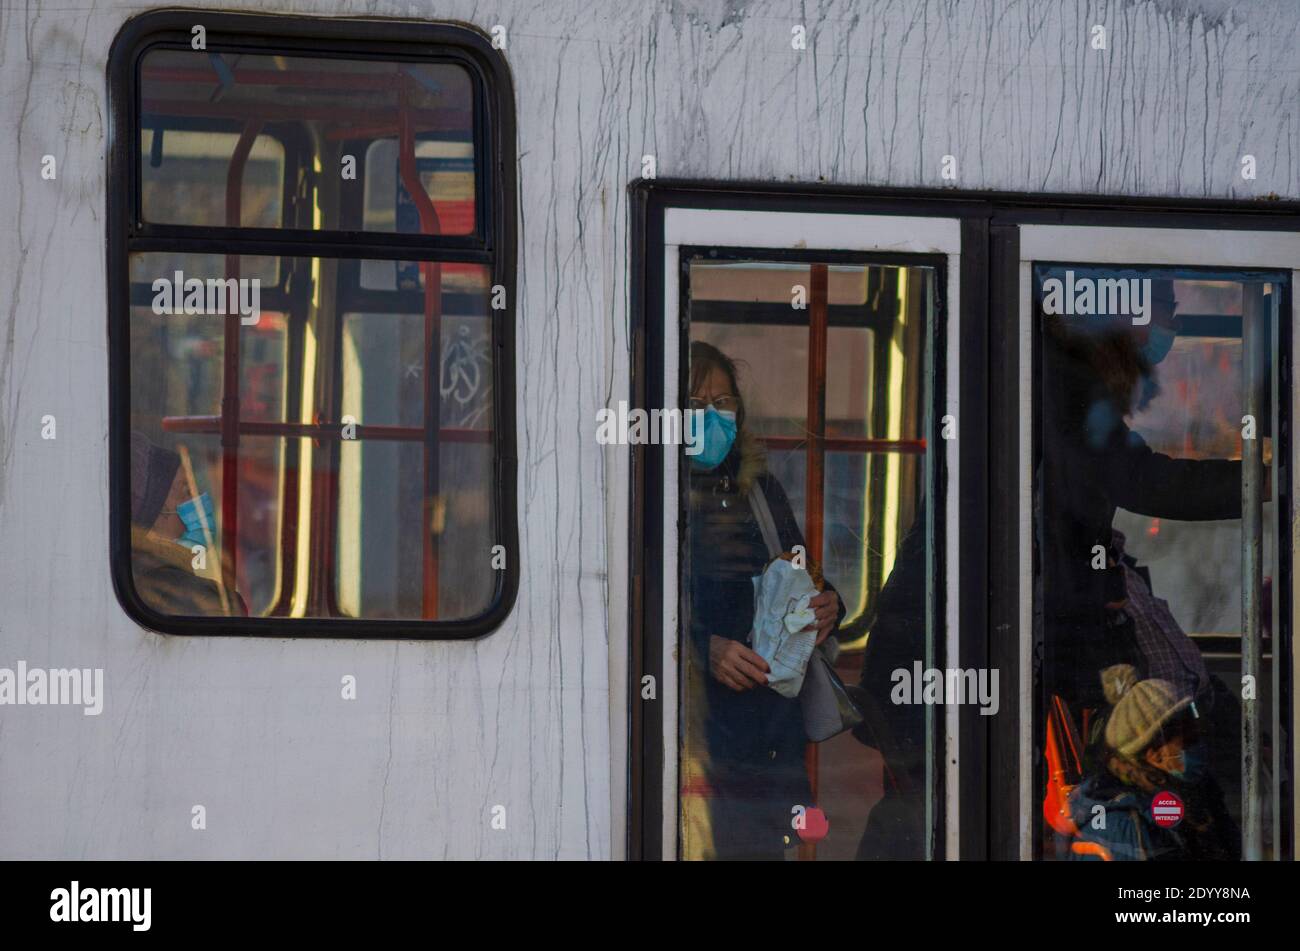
[1101,664,1192,759]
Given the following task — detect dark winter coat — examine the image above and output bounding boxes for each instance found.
[1040,333,1241,707]
[687,432,844,859]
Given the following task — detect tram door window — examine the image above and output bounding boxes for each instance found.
[1034,265,1290,861]
[679,256,943,860]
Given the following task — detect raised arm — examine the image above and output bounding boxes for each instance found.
[1105,427,1242,522]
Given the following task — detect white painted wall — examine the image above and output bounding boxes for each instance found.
[1,0,1296,859]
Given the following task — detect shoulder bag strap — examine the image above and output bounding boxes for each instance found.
[746,481,783,559]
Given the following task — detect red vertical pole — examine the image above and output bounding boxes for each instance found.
[806,276,828,574]
[221,120,262,603]
[398,78,444,619]
[801,263,829,860]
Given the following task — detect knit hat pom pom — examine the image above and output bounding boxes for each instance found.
[1101,663,1139,706]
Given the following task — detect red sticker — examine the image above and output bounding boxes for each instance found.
[1151,790,1184,828]
[798,807,829,843]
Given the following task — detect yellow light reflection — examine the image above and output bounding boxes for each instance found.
[842,267,910,652]
[337,325,363,616]
[290,197,322,616]
[290,316,317,618]
[882,270,907,583]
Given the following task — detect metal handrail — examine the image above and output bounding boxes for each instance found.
[1241,283,1267,861]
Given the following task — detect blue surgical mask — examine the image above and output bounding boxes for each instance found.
[1170,742,1207,783]
[1141,325,1176,365]
[688,407,738,471]
[176,493,214,548]
[1084,399,1121,450]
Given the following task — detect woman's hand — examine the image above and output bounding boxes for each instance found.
[803,590,840,646]
[709,635,770,692]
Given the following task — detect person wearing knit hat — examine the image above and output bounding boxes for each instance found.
[128,432,229,617]
[1064,664,1237,861]
[1101,664,1192,762]
[130,431,181,529]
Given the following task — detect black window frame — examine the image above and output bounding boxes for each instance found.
[108,9,518,640]
[628,180,1300,861]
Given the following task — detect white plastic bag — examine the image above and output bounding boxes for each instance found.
[748,558,819,698]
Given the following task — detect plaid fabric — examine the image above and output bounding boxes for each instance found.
[1112,529,1209,702]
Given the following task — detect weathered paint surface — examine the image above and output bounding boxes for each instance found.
[1,0,1297,858]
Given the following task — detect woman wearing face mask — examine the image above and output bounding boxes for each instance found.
[1068,664,1237,861]
[683,341,844,860]
[129,431,233,616]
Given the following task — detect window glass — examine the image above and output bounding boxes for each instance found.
[336,289,494,619]
[138,48,476,235]
[127,252,496,622]
[681,256,939,860]
[141,128,284,232]
[1034,264,1287,861]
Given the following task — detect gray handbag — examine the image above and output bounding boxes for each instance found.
[746,484,865,742]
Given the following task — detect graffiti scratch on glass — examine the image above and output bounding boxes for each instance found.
[441,324,492,429]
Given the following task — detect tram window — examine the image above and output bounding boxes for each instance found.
[110,16,515,636]
[1034,265,1288,860]
[137,49,477,236]
[680,257,942,860]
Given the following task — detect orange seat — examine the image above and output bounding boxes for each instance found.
[1043,695,1085,837]
[1070,839,1113,861]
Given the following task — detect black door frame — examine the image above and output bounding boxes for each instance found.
[627,180,1300,861]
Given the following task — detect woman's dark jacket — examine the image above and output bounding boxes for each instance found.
[687,442,844,857]
[1041,334,1241,707]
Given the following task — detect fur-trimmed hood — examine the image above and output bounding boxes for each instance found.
[129,524,228,616]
